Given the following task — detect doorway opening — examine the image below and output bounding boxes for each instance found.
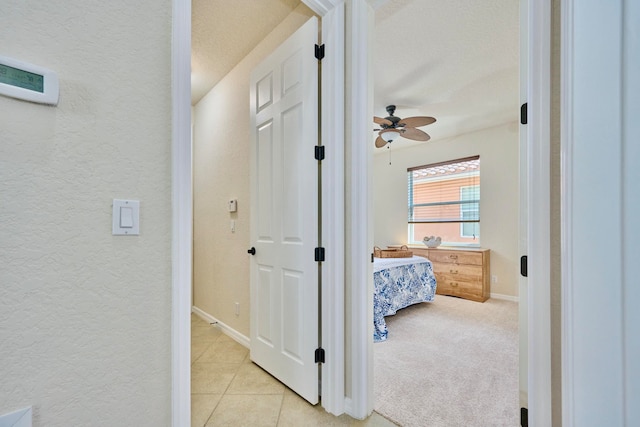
[369,1,522,424]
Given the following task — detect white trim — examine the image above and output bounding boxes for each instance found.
[171,0,192,425]
[302,0,346,416]
[490,293,519,303]
[527,0,552,424]
[343,397,354,416]
[560,1,574,424]
[346,0,375,420]
[318,2,346,416]
[622,2,640,422]
[192,306,250,348]
[518,0,529,410]
[303,0,341,16]
[561,1,637,424]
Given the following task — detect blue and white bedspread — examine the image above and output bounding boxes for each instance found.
[374,256,437,342]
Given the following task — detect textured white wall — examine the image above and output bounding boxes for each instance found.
[0,1,173,426]
[192,4,315,337]
[373,122,520,297]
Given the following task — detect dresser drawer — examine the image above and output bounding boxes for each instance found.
[432,263,483,282]
[427,250,483,266]
[436,277,484,299]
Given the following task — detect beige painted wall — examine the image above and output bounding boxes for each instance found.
[0,1,172,426]
[373,122,520,297]
[192,4,315,337]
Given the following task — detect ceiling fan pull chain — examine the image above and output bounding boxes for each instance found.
[388,145,391,165]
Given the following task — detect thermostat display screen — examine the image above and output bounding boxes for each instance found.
[0,63,44,93]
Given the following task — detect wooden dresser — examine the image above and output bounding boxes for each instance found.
[394,246,491,302]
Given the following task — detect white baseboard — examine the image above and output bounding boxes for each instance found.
[490,293,519,302]
[343,397,353,418]
[191,306,250,349]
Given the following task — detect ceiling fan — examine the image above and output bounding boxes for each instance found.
[373,105,436,148]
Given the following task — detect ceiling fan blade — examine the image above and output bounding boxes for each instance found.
[375,135,389,148]
[398,116,436,128]
[401,127,431,142]
[374,116,393,126]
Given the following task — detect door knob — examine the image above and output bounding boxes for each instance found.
[247,247,256,255]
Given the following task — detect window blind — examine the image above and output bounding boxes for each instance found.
[408,156,480,224]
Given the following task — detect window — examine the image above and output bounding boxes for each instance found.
[460,185,480,238]
[407,156,480,245]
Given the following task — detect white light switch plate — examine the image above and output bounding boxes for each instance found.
[112,199,140,235]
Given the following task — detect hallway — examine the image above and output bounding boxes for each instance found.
[191,313,397,426]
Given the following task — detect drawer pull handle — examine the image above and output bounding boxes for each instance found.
[451,282,459,287]
[449,254,458,259]
[450,269,458,274]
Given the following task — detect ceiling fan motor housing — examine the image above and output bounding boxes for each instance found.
[382,105,401,128]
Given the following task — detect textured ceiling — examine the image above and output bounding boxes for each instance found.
[191,0,519,147]
[191,0,301,104]
[373,0,520,148]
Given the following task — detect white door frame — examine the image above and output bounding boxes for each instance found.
[307,0,347,415]
[344,0,376,418]
[345,0,553,422]
[301,0,347,416]
[561,1,639,425]
[171,0,192,424]
[518,0,530,412]
[526,0,552,425]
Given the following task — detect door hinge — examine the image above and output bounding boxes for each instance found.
[520,255,528,277]
[315,347,325,364]
[315,247,325,262]
[315,44,325,60]
[315,145,325,161]
[520,407,528,427]
[520,103,528,125]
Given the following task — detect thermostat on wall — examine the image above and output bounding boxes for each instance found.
[0,55,59,105]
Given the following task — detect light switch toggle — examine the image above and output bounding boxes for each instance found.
[120,207,134,228]
[112,199,140,235]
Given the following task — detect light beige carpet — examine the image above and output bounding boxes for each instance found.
[374,295,519,427]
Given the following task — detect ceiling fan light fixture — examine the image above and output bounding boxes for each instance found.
[381,129,401,143]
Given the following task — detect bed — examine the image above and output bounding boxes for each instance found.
[374,255,437,342]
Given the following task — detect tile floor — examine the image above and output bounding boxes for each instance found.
[191,314,398,427]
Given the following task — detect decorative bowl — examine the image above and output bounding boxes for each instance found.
[422,236,442,248]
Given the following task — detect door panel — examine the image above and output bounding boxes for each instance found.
[249,17,319,405]
[282,104,304,241]
[257,121,275,240]
[257,266,273,345]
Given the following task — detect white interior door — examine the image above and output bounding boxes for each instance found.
[249,16,320,405]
